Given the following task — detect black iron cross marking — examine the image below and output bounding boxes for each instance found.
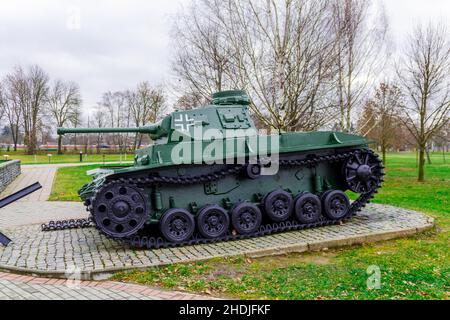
[174,113,195,132]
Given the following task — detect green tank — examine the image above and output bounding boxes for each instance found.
[57,90,384,248]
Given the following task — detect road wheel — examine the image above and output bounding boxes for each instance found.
[294,192,321,224]
[263,189,293,222]
[160,208,195,243]
[197,204,230,239]
[231,202,262,235]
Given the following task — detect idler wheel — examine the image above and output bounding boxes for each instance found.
[160,208,195,243]
[294,192,322,224]
[263,189,293,222]
[196,204,230,239]
[231,202,262,235]
[91,181,148,238]
[322,190,350,220]
[344,150,384,194]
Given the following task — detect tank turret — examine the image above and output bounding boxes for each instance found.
[57,90,256,143]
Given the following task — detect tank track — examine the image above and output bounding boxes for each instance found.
[41,218,94,231]
[42,148,384,249]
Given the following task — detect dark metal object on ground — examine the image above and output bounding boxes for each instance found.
[0,233,11,247]
[41,218,94,231]
[0,182,42,209]
[0,182,42,246]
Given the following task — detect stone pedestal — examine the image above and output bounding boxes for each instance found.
[0,160,21,193]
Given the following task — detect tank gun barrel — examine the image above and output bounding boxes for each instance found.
[57,124,161,136]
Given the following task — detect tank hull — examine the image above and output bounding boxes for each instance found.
[83,145,384,248]
[53,90,384,248]
[79,131,371,202]
[101,148,351,222]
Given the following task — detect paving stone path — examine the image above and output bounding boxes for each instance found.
[0,271,207,300]
[1,164,57,201]
[0,163,91,229]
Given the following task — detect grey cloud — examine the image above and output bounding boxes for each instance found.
[0,0,184,109]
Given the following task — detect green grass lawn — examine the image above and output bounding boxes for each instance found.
[50,152,450,299]
[48,164,103,201]
[0,150,132,165]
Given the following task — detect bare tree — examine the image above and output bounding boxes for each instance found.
[358,82,403,163]
[0,82,5,122]
[100,91,129,152]
[397,22,450,182]
[48,80,82,154]
[11,65,49,154]
[3,68,26,151]
[70,107,82,150]
[27,65,49,154]
[432,124,449,163]
[331,0,389,132]
[208,0,340,131]
[171,0,388,132]
[174,90,207,111]
[171,0,238,101]
[128,82,166,149]
[36,118,52,146]
[92,105,107,153]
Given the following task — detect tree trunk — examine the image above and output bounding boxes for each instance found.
[133,133,138,151]
[138,134,143,149]
[27,131,36,155]
[415,148,418,168]
[26,140,32,155]
[11,126,19,152]
[418,147,425,182]
[57,135,63,155]
[96,134,101,154]
[425,146,432,164]
[381,145,386,165]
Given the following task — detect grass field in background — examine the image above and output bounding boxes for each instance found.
[0,150,132,165]
[347,152,449,217]
[48,164,133,201]
[48,152,449,299]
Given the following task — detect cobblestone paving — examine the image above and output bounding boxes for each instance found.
[0,272,208,300]
[0,202,86,229]
[0,204,434,279]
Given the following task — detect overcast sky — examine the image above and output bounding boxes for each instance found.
[0,0,449,112]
